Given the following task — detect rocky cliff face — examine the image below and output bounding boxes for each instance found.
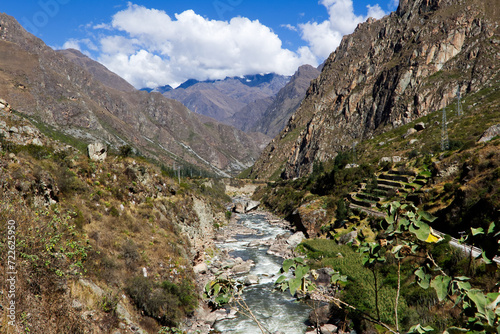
[0,13,263,176]
[251,0,500,179]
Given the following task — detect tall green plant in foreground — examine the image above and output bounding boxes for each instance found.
[276,201,500,333]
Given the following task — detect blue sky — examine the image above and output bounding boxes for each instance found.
[1,0,399,88]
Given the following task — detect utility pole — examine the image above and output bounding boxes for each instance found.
[456,86,463,117]
[441,106,449,151]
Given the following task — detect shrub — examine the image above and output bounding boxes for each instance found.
[122,240,140,270]
[126,276,198,327]
[119,145,134,157]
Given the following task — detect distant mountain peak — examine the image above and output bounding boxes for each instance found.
[161,73,291,123]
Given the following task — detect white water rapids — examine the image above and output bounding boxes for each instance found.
[213,213,310,334]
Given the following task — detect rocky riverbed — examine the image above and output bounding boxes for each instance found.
[186,205,308,333]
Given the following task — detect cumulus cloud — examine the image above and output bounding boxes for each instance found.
[299,0,386,59]
[94,3,318,88]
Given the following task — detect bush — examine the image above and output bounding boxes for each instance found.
[119,145,134,157]
[126,276,198,327]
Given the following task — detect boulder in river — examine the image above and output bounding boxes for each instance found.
[243,275,259,285]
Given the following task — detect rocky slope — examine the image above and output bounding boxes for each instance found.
[58,48,137,92]
[162,74,290,127]
[250,64,321,138]
[250,0,500,179]
[0,13,263,176]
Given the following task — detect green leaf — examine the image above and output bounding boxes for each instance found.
[431,275,451,301]
[466,289,488,315]
[456,280,472,292]
[487,222,496,234]
[482,251,493,264]
[294,257,305,264]
[392,245,403,254]
[408,324,434,334]
[282,259,295,272]
[471,227,484,236]
[418,210,437,223]
[275,275,287,284]
[289,277,301,296]
[444,327,468,333]
[213,283,221,296]
[410,221,431,241]
[295,265,310,280]
[415,267,431,289]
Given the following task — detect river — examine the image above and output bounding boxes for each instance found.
[213,213,310,334]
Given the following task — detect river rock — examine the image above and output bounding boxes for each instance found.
[232,262,253,275]
[287,232,306,248]
[234,202,245,213]
[245,200,260,212]
[244,275,259,285]
[321,324,338,334]
[247,240,262,247]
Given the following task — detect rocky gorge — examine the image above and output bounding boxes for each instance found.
[186,185,311,333]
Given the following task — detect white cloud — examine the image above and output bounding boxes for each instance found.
[281,24,298,32]
[389,0,399,10]
[93,22,112,30]
[299,0,386,59]
[93,3,317,88]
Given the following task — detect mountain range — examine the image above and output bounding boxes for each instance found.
[0,13,270,176]
[161,73,291,127]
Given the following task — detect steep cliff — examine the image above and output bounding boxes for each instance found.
[250,0,500,179]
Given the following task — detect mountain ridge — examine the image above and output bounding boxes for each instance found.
[0,13,263,176]
[161,73,291,125]
[250,0,500,179]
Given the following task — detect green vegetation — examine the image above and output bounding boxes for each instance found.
[276,202,500,333]
[126,276,198,327]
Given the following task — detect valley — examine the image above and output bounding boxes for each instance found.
[0,0,499,333]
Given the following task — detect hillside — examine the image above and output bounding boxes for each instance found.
[0,13,263,176]
[250,0,500,180]
[0,108,230,333]
[57,48,137,93]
